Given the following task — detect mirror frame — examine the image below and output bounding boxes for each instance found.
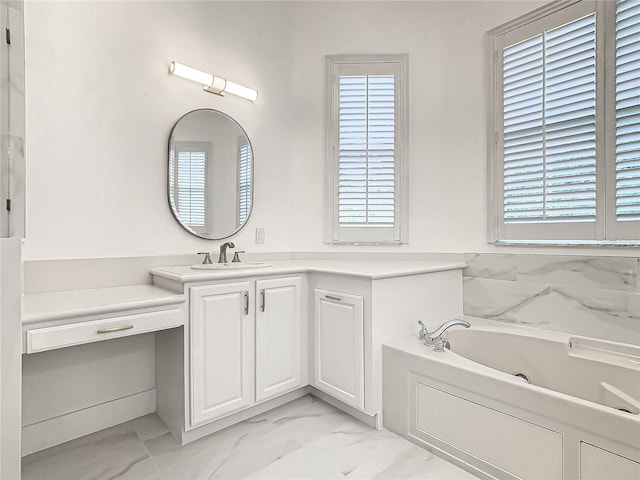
[167,108,254,240]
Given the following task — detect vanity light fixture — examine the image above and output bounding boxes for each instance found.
[169,61,258,102]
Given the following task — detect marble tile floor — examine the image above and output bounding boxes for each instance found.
[21,395,479,480]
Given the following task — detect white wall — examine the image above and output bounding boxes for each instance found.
[0,239,22,478]
[24,0,294,260]
[24,0,636,260]
[289,0,583,255]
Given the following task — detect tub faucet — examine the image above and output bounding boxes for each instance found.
[418,319,471,352]
[218,242,235,263]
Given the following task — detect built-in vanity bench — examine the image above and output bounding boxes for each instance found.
[22,284,187,354]
[150,260,465,445]
[20,260,465,454]
[21,284,187,454]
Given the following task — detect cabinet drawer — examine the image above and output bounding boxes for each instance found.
[26,308,183,354]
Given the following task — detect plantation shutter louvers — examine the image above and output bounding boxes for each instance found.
[338,74,396,227]
[171,145,207,228]
[615,0,640,222]
[238,136,252,226]
[502,13,597,224]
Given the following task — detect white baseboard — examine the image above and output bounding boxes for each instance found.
[309,387,379,429]
[179,387,310,445]
[22,389,156,456]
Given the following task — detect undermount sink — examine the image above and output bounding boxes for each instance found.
[191,262,272,271]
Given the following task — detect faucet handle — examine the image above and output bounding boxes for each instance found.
[433,336,448,352]
[197,252,213,265]
[418,321,429,341]
[232,251,245,263]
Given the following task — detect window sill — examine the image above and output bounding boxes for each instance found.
[328,240,405,246]
[492,240,640,248]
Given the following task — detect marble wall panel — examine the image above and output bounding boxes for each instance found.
[517,256,638,292]
[463,254,518,281]
[463,253,640,345]
[463,277,550,322]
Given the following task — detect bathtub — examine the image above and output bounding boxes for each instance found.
[382,317,640,480]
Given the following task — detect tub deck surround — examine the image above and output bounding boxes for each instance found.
[383,317,640,480]
[445,322,640,412]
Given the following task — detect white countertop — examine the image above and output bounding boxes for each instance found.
[23,260,464,326]
[150,260,467,283]
[23,284,186,325]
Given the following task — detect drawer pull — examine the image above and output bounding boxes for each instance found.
[96,325,134,334]
[325,295,342,302]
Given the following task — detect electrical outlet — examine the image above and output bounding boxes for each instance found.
[255,227,265,244]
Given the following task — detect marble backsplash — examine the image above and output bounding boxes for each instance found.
[463,254,640,345]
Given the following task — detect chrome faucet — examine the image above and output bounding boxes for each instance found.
[418,319,471,352]
[218,242,235,263]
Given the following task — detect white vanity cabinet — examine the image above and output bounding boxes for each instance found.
[188,275,306,428]
[190,281,254,425]
[150,260,464,444]
[255,277,304,402]
[309,269,463,426]
[313,289,364,409]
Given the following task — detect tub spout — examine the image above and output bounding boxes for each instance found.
[418,319,470,352]
[428,319,471,340]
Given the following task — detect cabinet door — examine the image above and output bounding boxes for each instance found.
[190,281,253,426]
[255,277,303,402]
[313,289,364,409]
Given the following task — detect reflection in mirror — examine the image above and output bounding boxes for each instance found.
[168,109,253,239]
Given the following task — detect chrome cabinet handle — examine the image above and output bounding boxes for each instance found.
[325,295,342,302]
[97,325,134,334]
[260,289,266,312]
[243,291,249,315]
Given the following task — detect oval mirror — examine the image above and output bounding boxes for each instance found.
[168,109,253,239]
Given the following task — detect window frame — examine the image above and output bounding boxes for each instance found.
[237,135,252,228]
[170,141,210,234]
[325,54,409,245]
[487,0,640,246]
[606,0,640,240]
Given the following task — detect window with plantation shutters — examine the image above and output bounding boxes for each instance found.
[613,0,640,234]
[491,0,640,244]
[326,55,408,244]
[503,13,597,225]
[237,135,252,226]
[170,142,208,231]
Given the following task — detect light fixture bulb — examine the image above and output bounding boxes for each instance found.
[169,60,258,102]
[169,61,214,87]
[223,80,259,102]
